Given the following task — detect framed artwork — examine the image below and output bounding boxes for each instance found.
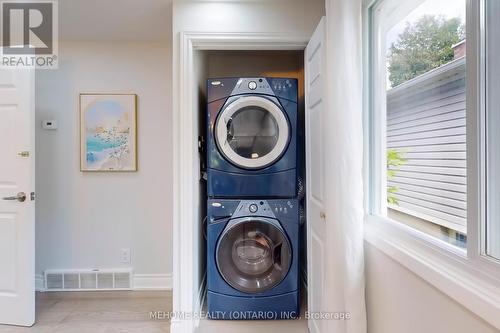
[80,94,137,171]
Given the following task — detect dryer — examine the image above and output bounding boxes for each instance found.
[206,77,298,198]
[206,198,300,320]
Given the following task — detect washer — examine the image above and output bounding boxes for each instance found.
[206,198,300,320]
[206,77,298,198]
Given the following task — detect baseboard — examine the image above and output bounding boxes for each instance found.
[35,273,173,291]
[133,274,172,290]
[35,274,45,292]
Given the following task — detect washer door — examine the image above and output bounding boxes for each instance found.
[216,217,292,294]
[215,96,290,169]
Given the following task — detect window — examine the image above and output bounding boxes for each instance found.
[365,0,500,325]
[486,0,500,260]
[371,0,467,248]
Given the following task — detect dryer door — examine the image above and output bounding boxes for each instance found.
[215,96,290,169]
[216,217,292,294]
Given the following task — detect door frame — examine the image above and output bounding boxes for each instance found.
[172,31,309,333]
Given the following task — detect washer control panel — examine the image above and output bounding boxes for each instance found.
[272,200,294,214]
[249,203,258,213]
[208,199,299,222]
[233,200,274,218]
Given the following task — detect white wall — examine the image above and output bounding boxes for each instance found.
[173,0,325,35]
[365,243,498,333]
[35,41,172,282]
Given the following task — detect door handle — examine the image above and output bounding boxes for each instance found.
[2,192,26,202]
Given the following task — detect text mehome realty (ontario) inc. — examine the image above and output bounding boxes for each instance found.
[149,310,352,321]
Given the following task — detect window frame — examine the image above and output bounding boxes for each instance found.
[483,0,500,266]
[363,0,500,328]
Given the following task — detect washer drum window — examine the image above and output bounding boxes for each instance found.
[216,218,292,294]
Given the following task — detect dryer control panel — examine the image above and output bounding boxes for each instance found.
[207,77,298,103]
[230,78,274,96]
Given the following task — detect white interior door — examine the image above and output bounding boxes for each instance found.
[305,17,327,333]
[0,67,35,327]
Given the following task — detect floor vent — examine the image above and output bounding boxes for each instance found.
[44,269,132,291]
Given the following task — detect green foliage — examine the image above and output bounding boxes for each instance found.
[387,149,407,205]
[388,15,465,87]
[387,186,400,205]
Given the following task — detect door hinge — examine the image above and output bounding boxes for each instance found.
[198,136,205,153]
[30,192,36,201]
[18,151,30,158]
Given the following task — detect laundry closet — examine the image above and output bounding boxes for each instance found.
[193,50,307,318]
[172,2,329,331]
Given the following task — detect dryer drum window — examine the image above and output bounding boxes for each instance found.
[216,218,292,294]
[216,96,290,169]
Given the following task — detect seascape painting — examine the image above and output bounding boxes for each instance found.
[80,94,137,171]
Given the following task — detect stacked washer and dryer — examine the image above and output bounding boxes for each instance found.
[205,77,302,320]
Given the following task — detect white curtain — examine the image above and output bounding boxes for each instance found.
[324,0,366,332]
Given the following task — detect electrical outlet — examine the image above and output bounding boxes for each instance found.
[120,248,131,264]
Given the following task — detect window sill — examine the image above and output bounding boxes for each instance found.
[364,215,500,330]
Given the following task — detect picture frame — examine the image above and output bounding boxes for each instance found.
[79,93,137,172]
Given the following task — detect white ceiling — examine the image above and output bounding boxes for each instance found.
[59,0,173,42]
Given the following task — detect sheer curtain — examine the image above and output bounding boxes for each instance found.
[324,0,366,332]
